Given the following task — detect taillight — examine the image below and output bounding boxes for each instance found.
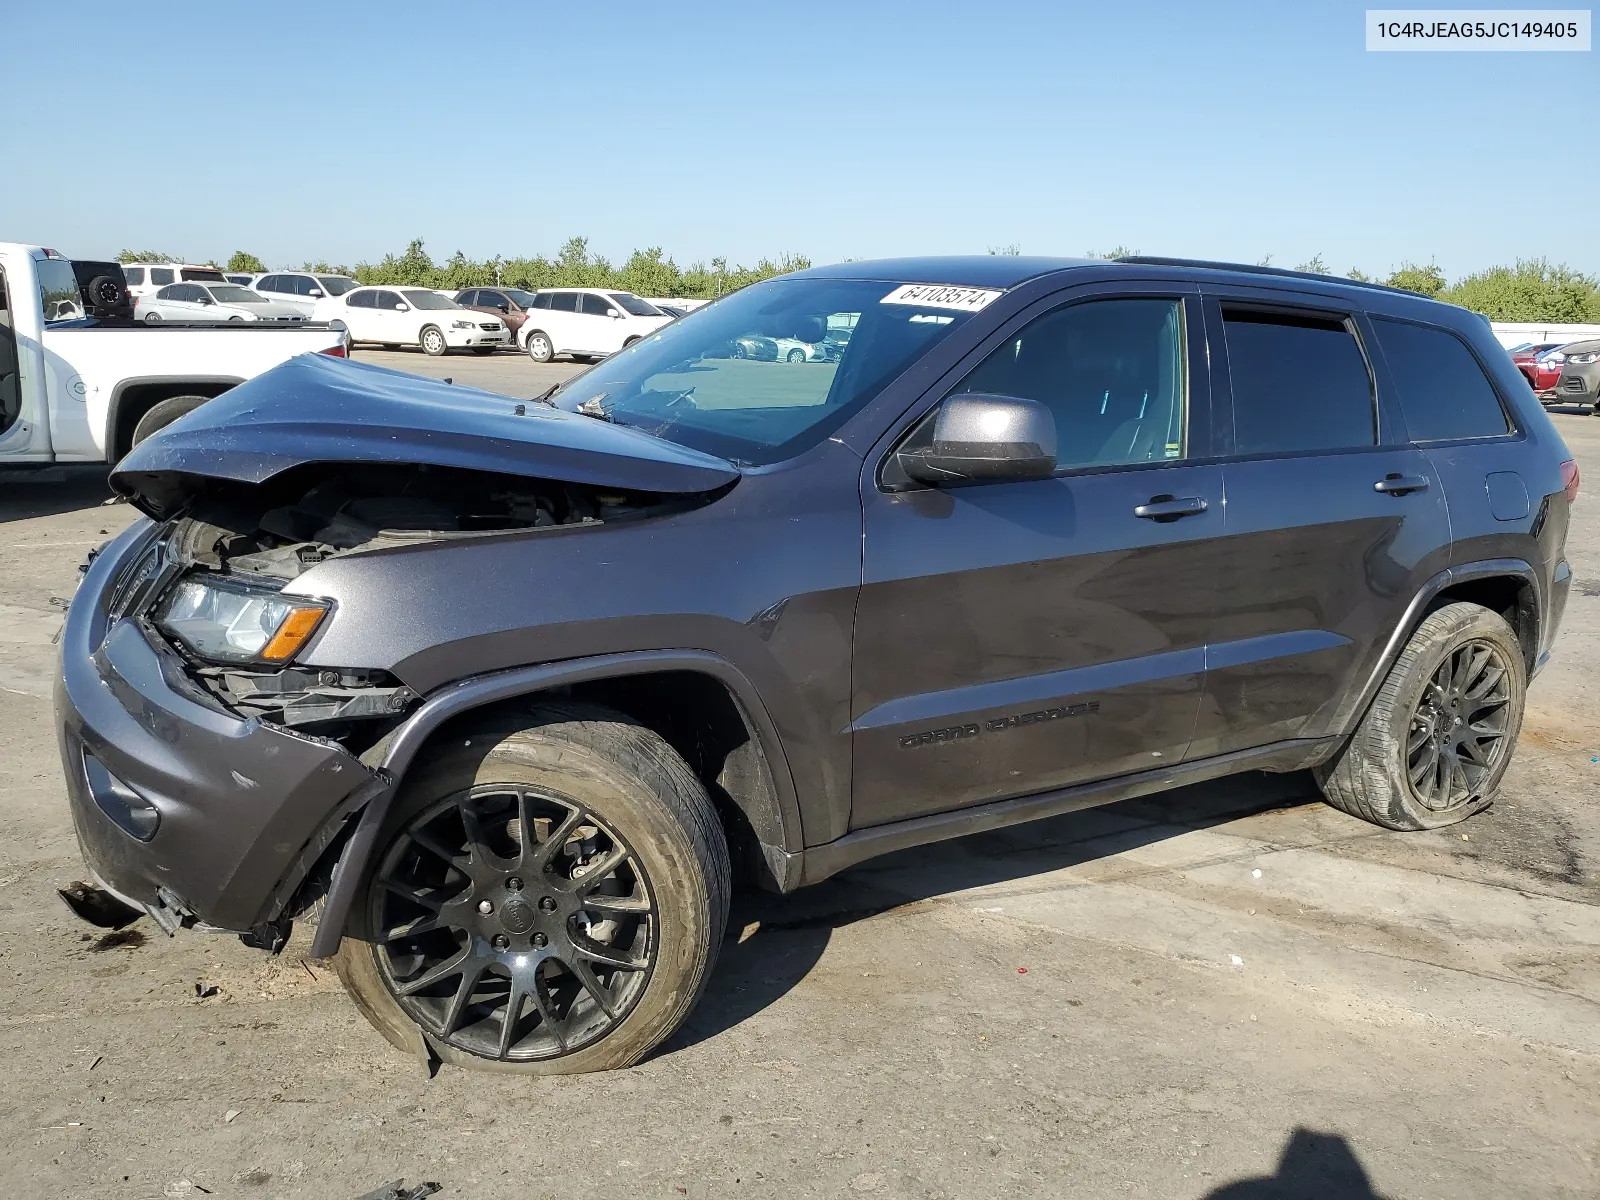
[319,344,346,358]
[1561,459,1579,504]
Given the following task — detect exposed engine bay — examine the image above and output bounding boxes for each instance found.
[147,461,723,743]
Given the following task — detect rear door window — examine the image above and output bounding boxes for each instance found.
[1221,307,1375,455]
[123,267,145,285]
[550,292,578,313]
[1370,318,1511,441]
[374,290,403,310]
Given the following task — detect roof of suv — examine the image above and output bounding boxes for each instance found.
[791,255,1432,303]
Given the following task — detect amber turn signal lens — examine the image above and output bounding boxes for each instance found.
[260,605,328,661]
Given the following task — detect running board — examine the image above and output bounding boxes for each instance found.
[795,737,1332,887]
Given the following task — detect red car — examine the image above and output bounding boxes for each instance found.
[1511,342,1563,385]
[1527,346,1572,397]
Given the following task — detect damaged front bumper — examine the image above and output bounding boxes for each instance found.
[56,522,379,935]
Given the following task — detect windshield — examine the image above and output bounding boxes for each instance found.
[505,289,538,307]
[210,285,265,304]
[553,278,982,466]
[402,289,461,310]
[608,292,663,317]
[319,276,360,296]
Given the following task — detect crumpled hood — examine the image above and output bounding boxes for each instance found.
[111,353,740,519]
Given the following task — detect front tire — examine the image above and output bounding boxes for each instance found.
[525,331,554,363]
[335,703,730,1074]
[420,325,448,356]
[786,348,805,363]
[1316,602,1525,830]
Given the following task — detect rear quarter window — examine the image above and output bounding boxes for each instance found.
[1370,318,1511,442]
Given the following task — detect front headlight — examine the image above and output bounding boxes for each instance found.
[451,320,474,329]
[1568,352,1598,365]
[155,575,329,664]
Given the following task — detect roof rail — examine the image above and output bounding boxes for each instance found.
[1114,256,1427,299]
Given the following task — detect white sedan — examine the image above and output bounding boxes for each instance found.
[772,337,828,363]
[322,287,512,356]
[137,283,307,324]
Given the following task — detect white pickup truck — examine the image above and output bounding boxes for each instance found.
[0,242,345,467]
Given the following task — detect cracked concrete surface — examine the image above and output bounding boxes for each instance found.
[0,370,1595,1198]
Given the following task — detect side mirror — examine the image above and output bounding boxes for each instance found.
[897,393,1057,486]
[607,308,621,318]
[307,288,324,298]
[395,303,410,313]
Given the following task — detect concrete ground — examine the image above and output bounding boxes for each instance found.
[0,363,1596,1199]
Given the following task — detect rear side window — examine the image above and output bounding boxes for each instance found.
[955,298,1187,469]
[180,268,225,282]
[150,267,175,285]
[123,267,144,285]
[347,291,374,308]
[551,292,578,312]
[458,290,479,306]
[1371,318,1511,442]
[532,292,552,309]
[1222,307,1374,455]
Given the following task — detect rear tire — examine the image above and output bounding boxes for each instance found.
[420,325,447,356]
[129,394,209,449]
[525,331,554,363]
[1316,602,1525,830]
[143,312,162,324]
[335,702,730,1074]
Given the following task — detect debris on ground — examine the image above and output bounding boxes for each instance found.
[356,1181,441,1200]
[193,982,220,999]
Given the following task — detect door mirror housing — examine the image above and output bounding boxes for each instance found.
[394,302,410,313]
[896,393,1057,487]
[607,308,621,318]
[307,288,324,298]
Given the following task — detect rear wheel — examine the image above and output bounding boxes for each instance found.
[129,394,209,449]
[143,312,162,324]
[335,703,730,1074]
[1316,602,1525,830]
[525,331,554,363]
[420,325,447,356]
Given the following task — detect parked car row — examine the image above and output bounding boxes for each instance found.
[1508,340,1600,412]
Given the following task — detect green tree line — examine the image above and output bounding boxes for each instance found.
[119,242,1600,320]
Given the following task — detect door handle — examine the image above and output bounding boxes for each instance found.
[1133,495,1209,521]
[1373,474,1429,496]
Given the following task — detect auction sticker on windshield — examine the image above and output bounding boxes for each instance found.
[880,284,1003,312]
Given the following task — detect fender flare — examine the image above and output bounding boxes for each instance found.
[308,649,803,958]
[1327,557,1542,740]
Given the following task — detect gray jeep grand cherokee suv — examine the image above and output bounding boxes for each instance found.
[59,256,1575,1074]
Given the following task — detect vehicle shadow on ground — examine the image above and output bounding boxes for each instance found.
[665,770,1325,1056]
[0,472,115,523]
[1200,1127,1389,1198]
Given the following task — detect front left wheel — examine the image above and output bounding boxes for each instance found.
[335,703,730,1074]
[420,325,448,356]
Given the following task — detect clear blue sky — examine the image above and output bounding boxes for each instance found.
[5,1,1595,280]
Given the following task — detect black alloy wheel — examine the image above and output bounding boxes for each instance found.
[371,785,657,1062]
[1406,638,1512,812]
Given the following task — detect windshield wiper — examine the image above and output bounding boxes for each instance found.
[576,397,615,422]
